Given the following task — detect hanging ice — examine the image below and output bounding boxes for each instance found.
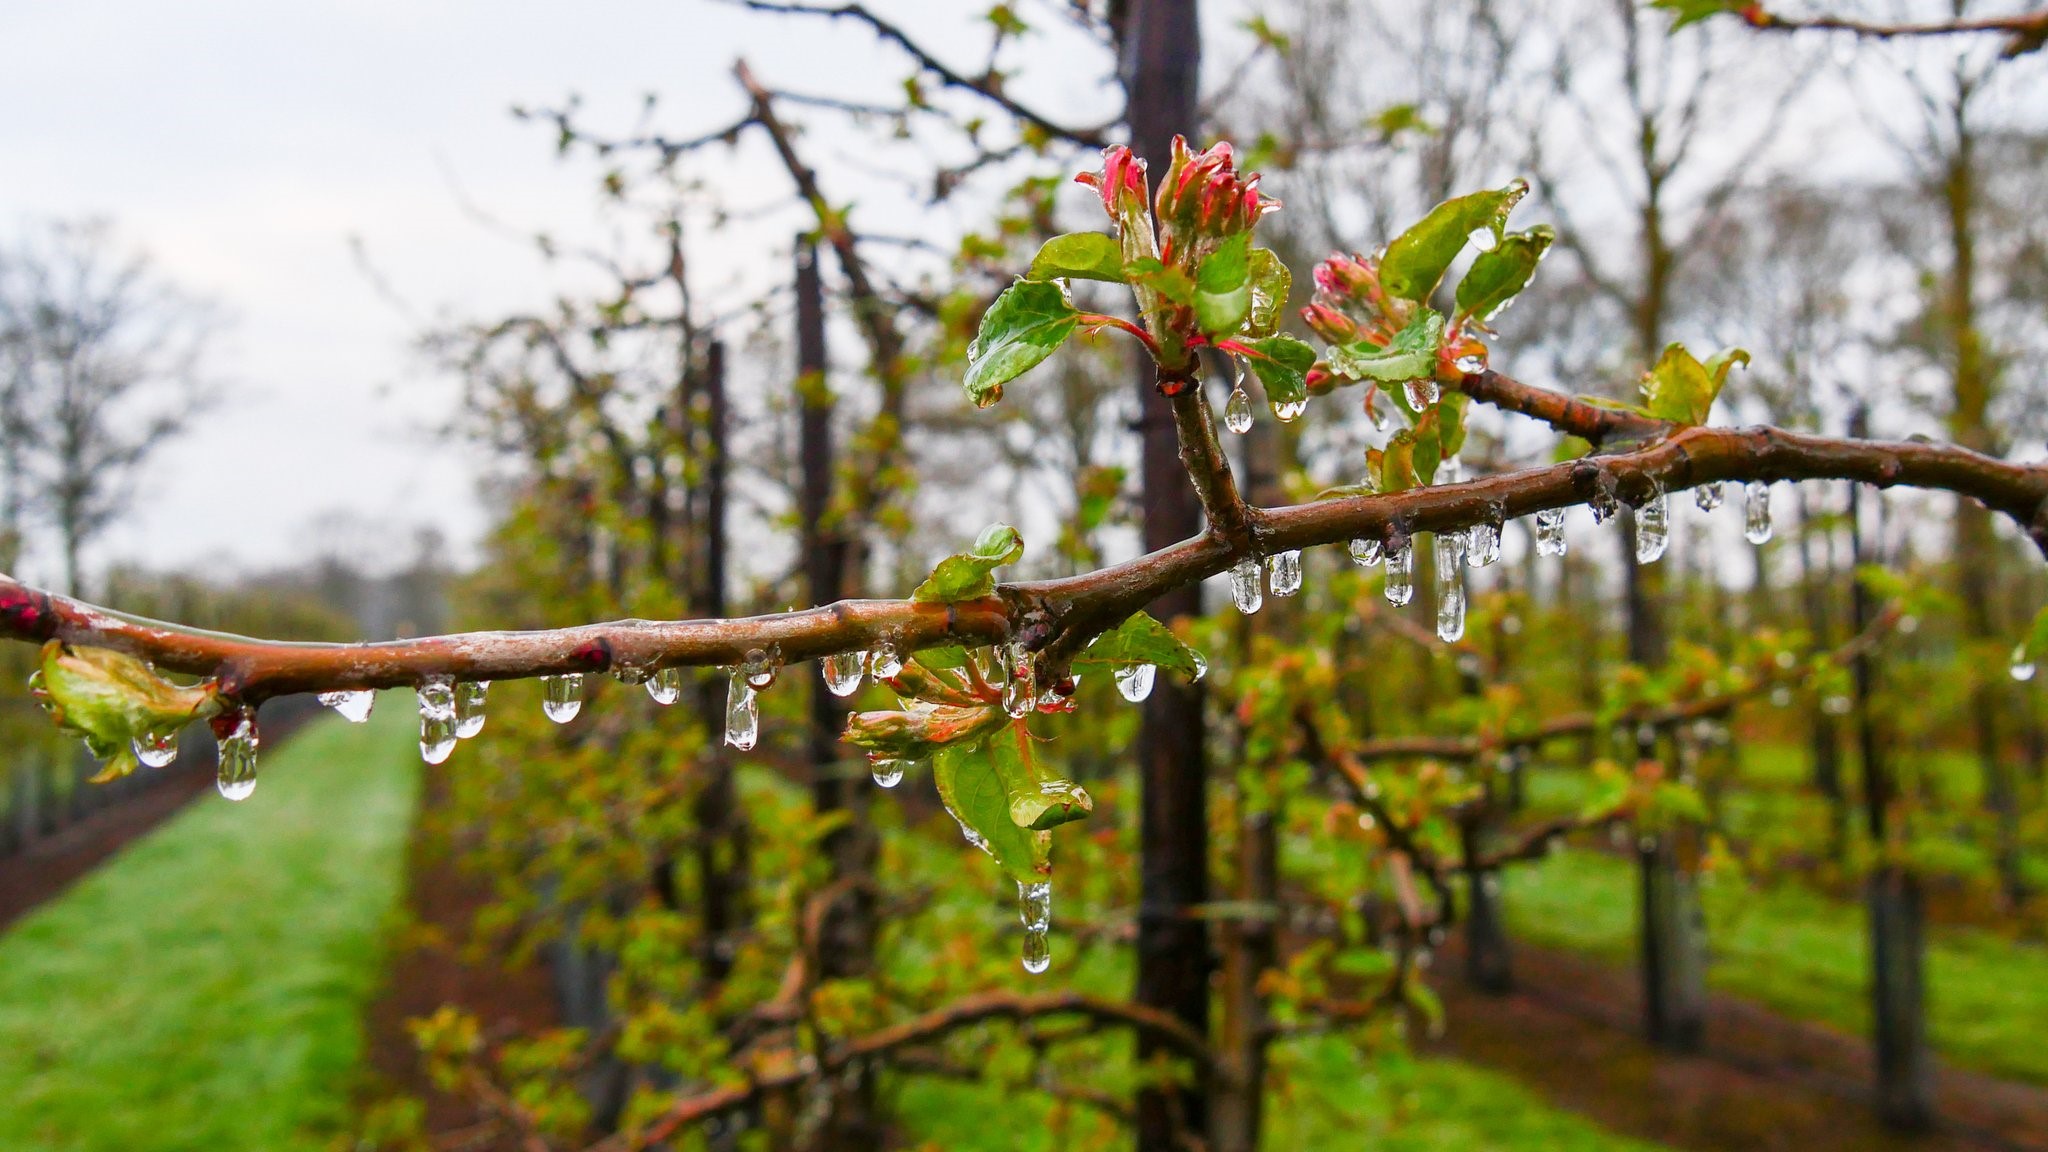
[1229,558,1263,615]
[742,648,779,690]
[1268,549,1303,597]
[645,667,683,706]
[1467,506,1504,568]
[1694,481,1724,512]
[1002,665,1035,717]
[1349,537,1382,567]
[1535,508,1567,556]
[2012,644,2037,683]
[822,651,865,697]
[1403,377,1439,410]
[1271,397,1307,423]
[1635,480,1669,565]
[541,674,584,723]
[870,758,905,788]
[416,676,455,723]
[1114,663,1156,703]
[131,730,177,769]
[216,713,258,802]
[1743,482,1774,544]
[1019,880,1052,974]
[419,715,456,765]
[868,643,904,681]
[1224,384,1254,433]
[1384,540,1414,605]
[724,668,759,750]
[1435,531,1467,642]
[317,689,375,724]
[455,680,488,738]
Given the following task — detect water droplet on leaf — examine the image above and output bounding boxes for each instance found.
[1403,377,1440,410]
[1019,880,1051,932]
[1021,927,1051,974]
[1271,396,1307,423]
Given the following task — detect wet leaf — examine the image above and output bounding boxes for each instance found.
[1245,248,1291,338]
[1194,233,1253,338]
[1326,310,1445,385]
[935,736,1052,882]
[1379,182,1527,302]
[1234,334,1318,409]
[1123,257,1195,307]
[913,523,1025,602]
[1640,342,1746,426]
[1455,225,1554,323]
[30,641,222,781]
[965,280,1079,408]
[990,722,1092,831]
[1026,232,1127,283]
[1073,611,1205,680]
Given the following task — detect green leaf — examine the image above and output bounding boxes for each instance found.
[1377,432,1420,494]
[1379,182,1528,302]
[1455,225,1554,323]
[989,722,1093,831]
[1194,233,1253,338]
[29,641,223,781]
[1235,335,1317,409]
[935,735,1052,882]
[1410,405,1443,486]
[1026,232,1127,283]
[1073,611,1206,681]
[1123,257,1195,307]
[912,523,1024,602]
[1245,248,1291,338]
[2026,605,2048,665]
[1639,342,1745,426]
[1437,390,1470,462]
[1650,0,1748,29]
[964,280,1079,408]
[1326,309,1445,385]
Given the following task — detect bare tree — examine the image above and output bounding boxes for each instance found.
[0,219,218,595]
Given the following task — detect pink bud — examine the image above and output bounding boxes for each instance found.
[1300,303,1360,344]
[1077,145,1149,219]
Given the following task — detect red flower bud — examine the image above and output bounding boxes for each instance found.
[1075,145,1149,220]
[1154,136,1277,245]
[1300,303,1360,344]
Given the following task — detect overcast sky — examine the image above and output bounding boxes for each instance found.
[0,1,1128,587]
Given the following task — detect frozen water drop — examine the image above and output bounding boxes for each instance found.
[645,667,682,706]
[1589,487,1619,525]
[870,758,904,788]
[1224,384,1254,433]
[1190,652,1208,683]
[1002,666,1035,717]
[1271,397,1308,423]
[742,647,779,690]
[1694,481,1724,512]
[1114,663,1156,703]
[317,689,375,724]
[542,674,584,723]
[1403,377,1439,410]
[416,676,455,723]
[420,714,457,765]
[1635,480,1669,565]
[1439,455,1464,484]
[1366,397,1390,431]
[1454,353,1486,374]
[1229,558,1263,615]
[822,651,865,697]
[1349,536,1382,567]
[132,730,177,769]
[1435,530,1467,642]
[1021,926,1051,974]
[1467,506,1504,568]
[724,668,759,750]
[1384,540,1414,606]
[454,680,488,739]
[216,713,258,802]
[1268,549,1303,597]
[1535,508,1567,556]
[610,663,651,686]
[1744,482,1774,544]
[868,643,904,681]
[1019,880,1051,931]
[2012,644,2037,682]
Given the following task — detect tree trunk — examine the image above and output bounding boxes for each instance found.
[1120,5,1210,1147]
[1638,828,1707,1051]
[694,339,751,982]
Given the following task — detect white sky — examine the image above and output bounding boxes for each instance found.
[0,1,1123,586]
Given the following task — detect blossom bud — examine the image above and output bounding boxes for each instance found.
[1074,145,1149,221]
[1300,303,1360,344]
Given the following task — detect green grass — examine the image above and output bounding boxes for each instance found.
[1504,848,2048,1085]
[0,699,420,1152]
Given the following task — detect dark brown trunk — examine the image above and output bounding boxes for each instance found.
[694,339,751,983]
[1120,5,1210,1148]
[1796,484,1847,857]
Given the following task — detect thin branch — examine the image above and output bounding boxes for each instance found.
[1737,5,2048,57]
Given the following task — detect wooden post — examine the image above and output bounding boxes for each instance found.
[1460,812,1514,994]
[694,338,751,982]
[1638,828,1707,1050]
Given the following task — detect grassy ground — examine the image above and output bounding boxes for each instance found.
[0,700,419,1152]
[1504,847,2048,1085]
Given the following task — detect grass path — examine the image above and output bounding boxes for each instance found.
[0,700,419,1152]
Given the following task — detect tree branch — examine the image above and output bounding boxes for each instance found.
[1735,5,2048,58]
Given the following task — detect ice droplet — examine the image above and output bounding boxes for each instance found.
[317,689,375,724]
[132,730,177,769]
[724,668,759,750]
[1019,879,1052,932]
[1022,927,1051,974]
[1435,531,1467,642]
[1271,397,1308,423]
[1002,665,1035,717]
[1366,396,1391,431]
[454,681,488,738]
[542,674,584,723]
[645,667,682,706]
[1694,481,1724,512]
[1115,663,1156,703]
[1403,377,1440,410]
[2011,644,2037,682]
[742,647,780,690]
[216,712,258,802]
[1268,549,1303,597]
[1535,508,1567,556]
[1384,539,1415,605]
[1467,505,1504,568]
[1590,486,1619,525]
[870,758,905,788]
[1190,652,1208,682]
[1224,384,1254,433]
[1439,455,1464,484]
[1230,558,1263,615]
[868,643,904,681]
[1635,480,1669,565]
[822,651,865,697]
[420,715,457,765]
[610,662,651,686]
[1349,536,1382,567]
[1744,482,1774,544]
[416,676,455,723]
